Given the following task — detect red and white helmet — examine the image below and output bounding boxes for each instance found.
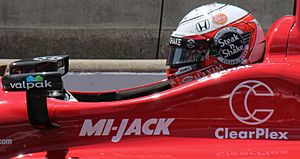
[166,3,265,87]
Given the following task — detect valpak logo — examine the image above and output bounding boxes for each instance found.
[10,75,52,90]
[79,118,175,142]
[215,80,288,140]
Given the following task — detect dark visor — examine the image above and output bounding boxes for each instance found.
[166,37,211,68]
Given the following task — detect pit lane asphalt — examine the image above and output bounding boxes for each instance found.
[0,59,167,72]
[63,72,166,91]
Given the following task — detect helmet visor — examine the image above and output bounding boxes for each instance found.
[166,37,210,68]
[166,47,202,67]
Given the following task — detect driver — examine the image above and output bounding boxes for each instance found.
[166,3,265,87]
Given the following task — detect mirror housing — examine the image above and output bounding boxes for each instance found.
[2,55,70,130]
[9,55,69,75]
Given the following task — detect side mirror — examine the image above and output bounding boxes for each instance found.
[2,55,69,130]
[9,55,69,75]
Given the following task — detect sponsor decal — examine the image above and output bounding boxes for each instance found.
[211,65,250,78]
[79,118,175,142]
[215,128,287,140]
[9,75,52,90]
[216,150,288,157]
[186,39,196,49]
[0,139,12,145]
[195,64,224,78]
[182,76,194,84]
[214,27,250,65]
[230,80,274,125]
[175,66,193,76]
[169,37,182,46]
[171,64,225,87]
[198,65,252,82]
[212,13,228,25]
[196,19,210,32]
[215,80,288,140]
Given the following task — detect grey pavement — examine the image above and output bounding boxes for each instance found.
[63,72,166,91]
[0,59,167,72]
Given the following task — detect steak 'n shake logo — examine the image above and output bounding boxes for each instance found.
[79,118,175,142]
[214,27,251,65]
[215,80,288,140]
[10,75,52,90]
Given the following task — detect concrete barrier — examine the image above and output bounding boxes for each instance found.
[0,28,159,59]
[0,0,294,59]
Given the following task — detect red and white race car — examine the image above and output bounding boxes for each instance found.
[1,1,300,159]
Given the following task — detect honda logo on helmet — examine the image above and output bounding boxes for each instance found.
[196,19,210,32]
[229,80,274,125]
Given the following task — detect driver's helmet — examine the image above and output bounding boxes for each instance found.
[166,3,265,87]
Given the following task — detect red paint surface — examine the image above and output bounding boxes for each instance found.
[2,1,300,159]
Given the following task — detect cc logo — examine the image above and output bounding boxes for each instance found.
[229,80,274,125]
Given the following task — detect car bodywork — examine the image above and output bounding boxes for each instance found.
[1,1,300,159]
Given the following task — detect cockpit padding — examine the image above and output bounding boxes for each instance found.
[72,80,171,102]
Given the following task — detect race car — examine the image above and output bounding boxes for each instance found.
[1,1,300,159]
